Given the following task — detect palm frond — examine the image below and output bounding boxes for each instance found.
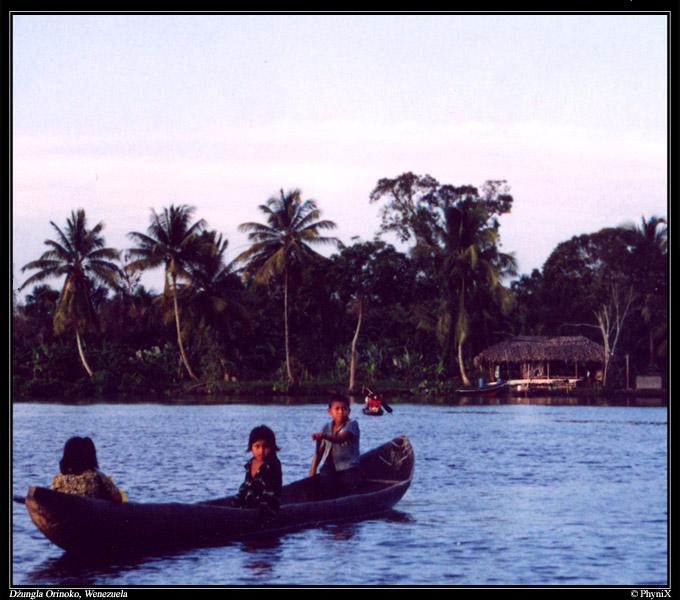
[21,258,63,272]
[48,221,75,257]
[238,221,277,235]
[19,269,63,290]
[87,247,121,261]
[253,248,287,284]
[127,231,160,248]
[41,240,71,260]
[291,206,321,230]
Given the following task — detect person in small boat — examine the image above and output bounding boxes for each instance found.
[51,436,123,503]
[231,425,283,519]
[364,391,383,414]
[310,397,361,497]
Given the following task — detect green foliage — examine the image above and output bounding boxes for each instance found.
[333,352,349,381]
[12,199,667,399]
[127,204,208,380]
[514,217,667,382]
[19,209,121,377]
[370,172,516,382]
[237,189,339,385]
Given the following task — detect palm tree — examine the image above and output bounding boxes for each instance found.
[126,204,206,380]
[19,209,121,377]
[237,189,339,385]
[436,202,516,386]
[623,215,668,369]
[369,174,516,386]
[177,230,252,380]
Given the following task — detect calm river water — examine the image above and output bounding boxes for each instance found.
[11,399,668,586]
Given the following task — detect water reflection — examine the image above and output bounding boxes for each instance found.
[15,392,667,408]
[24,509,414,585]
[27,551,150,586]
[23,514,414,585]
[321,522,358,541]
[27,538,283,586]
[450,395,667,407]
[318,510,415,541]
[239,537,283,579]
[380,509,416,524]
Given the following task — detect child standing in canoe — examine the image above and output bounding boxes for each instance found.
[309,397,361,496]
[232,425,282,518]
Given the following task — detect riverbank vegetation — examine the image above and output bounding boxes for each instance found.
[12,173,667,400]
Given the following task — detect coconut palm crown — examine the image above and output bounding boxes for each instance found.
[237,189,339,384]
[20,209,121,377]
[126,204,207,380]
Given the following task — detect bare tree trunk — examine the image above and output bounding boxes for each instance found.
[75,329,94,378]
[348,298,363,393]
[219,357,230,382]
[594,285,636,387]
[284,270,294,385]
[457,339,471,387]
[171,274,198,381]
[595,307,612,386]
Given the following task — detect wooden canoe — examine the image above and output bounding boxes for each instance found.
[454,381,508,397]
[362,406,384,416]
[24,436,414,555]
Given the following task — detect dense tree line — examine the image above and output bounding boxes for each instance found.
[12,173,668,398]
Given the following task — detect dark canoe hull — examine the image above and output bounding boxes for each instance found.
[362,407,384,416]
[455,382,508,397]
[25,436,414,555]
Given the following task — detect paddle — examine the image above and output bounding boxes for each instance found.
[13,495,25,504]
[362,386,393,413]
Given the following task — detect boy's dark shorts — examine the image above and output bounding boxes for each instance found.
[316,465,361,499]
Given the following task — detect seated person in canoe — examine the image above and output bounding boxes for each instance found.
[51,436,123,503]
[310,397,361,496]
[231,425,282,518]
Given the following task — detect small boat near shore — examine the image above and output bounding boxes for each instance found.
[455,381,508,397]
[362,406,384,416]
[507,377,583,394]
[21,436,414,555]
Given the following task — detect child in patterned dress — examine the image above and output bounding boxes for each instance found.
[51,436,123,502]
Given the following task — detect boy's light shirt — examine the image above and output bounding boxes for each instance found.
[319,419,360,471]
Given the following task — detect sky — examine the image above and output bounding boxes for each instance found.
[11,14,668,297]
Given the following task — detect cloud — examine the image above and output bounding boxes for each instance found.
[12,115,667,294]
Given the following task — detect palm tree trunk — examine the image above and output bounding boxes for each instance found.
[171,274,198,381]
[455,292,471,387]
[284,270,294,384]
[75,329,94,378]
[457,339,471,387]
[348,298,363,393]
[443,306,456,376]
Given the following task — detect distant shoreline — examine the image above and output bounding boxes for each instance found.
[11,385,668,406]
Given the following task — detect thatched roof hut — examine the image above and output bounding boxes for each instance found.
[476,336,605,366]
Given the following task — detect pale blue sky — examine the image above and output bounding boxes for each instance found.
[12,14,668,295]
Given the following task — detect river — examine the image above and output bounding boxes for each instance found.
[11,398,668,586]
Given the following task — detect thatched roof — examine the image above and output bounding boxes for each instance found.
[475,336,605,365]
